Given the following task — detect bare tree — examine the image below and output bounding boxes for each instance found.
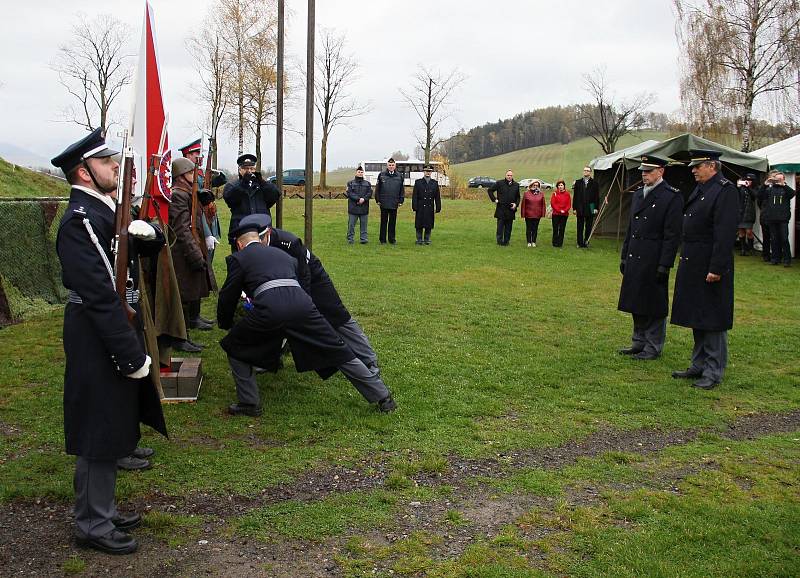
[400,66,466,164]
[313,29,369,189]
[187,24,232,165]
[243,26,279,170]
[674,0,800,151]
[576,68,655,154]
[51,13,133,132]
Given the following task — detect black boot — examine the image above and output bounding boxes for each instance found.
[746,238,754,256]
[415,229,423,245]
[739,238,747,256]
[424,230,431,245]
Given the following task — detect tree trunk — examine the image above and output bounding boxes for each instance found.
[319,130,328,190]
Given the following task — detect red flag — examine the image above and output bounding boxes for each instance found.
[131,1,171,224]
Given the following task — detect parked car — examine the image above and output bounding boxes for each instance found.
[268,168,306,186]
[519,178,553,190]
[468,176,496,188]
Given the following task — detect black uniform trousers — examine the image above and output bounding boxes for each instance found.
[576,215,594,247]
[496,218,513,245]
[525,218,540,244]
[760,220,771,261]
[379,208,398,243]
[552,215,568,247]
[768,221,791,265]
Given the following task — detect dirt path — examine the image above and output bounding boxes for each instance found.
[2,410,798,577]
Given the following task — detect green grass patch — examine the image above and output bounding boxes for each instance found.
[61,555,87,574]
[142,510,204,548]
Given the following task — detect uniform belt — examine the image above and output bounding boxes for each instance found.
[253,278,300,298]
[68,289,140,304]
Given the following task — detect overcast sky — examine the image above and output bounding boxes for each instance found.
[0,0,681,172]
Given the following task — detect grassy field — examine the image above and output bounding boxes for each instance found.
[0,157,69,198]
[0,199,798,576]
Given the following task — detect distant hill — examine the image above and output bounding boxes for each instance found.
[450,131,669,185]
[0,157,70,198]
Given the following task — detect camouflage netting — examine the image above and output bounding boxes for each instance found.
[0,198,68,325]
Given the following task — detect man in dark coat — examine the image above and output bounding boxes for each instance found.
[758,170,795,267]
[412,165,442,245]
[617,155,682,360]
[572,166,600,248]
[346,165,372,244]
[487,170,520,245]
[239,213,384,372]
[374,158,405,244]
[670,150,739,390]
[217,220,397,417]
[222,153,281,253]
[169,157,217,352]
[52,129,168,555]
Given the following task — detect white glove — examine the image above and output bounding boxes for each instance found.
[205,235,219,252]
[128,220,156,240]
[126,355,151,379]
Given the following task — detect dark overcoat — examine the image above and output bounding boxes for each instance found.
[168,186,216,301]
[671,173,739,331]
[572,177,600,216]
[223,176,281,244]
[269,228,352,328]
[412,177,442,229]
[487,179,521,221]
[618,180,683,317]
[57,188,167,459]
[217,242,354,375]
[346,177,372,216]
[374,170,405,210]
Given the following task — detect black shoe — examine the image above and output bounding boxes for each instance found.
[618,347,643,355]
[784,263,792,268]
[360,240,368,244]
[378,395,397,413]
[189,318,213,330]
[112,512,142,532]
[633,351,659,360]
[117,455,151,471]
[389,240,397,245]
[416,240,423,245]
[174,339,202,353]
[692,377,719,390]
[424,240,431,245]
[672,368,702,379]
[197,315,215,326]
[76,529,138,555]
[228,403,262,417]
[132,446,154,459]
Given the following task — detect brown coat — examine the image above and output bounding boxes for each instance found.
[168,186,216,302]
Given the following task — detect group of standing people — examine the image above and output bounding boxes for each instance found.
[737,170,795,267]
[345,158,442,245]
[486,166,600,248]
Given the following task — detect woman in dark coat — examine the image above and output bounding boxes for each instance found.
[736,174,757,255]
[412,166,442,244]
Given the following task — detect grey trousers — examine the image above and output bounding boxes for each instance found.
[337,318,379,368]
[631,315,667,356]
[228,353,390,407]
[689,329,728,383]
[74,457,118,538]
[347,213,368,243]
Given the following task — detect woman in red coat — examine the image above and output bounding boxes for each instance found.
[520,180,546,246]
[550,179,571,247]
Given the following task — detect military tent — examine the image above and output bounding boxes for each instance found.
[589,133,769,242]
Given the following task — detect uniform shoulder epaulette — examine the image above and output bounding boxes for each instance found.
[72,205,88,217]
[719,177,732,186]
[667,185,680,193]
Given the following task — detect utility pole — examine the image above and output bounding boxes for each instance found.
[275,0,284,228]
[304,0,315,249]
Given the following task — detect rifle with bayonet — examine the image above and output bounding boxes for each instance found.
[113,133,136,324]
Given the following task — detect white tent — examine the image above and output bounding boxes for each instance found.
[751,136,799,256]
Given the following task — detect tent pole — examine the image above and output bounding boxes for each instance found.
[616,160,624,248]
[588,159,623,244]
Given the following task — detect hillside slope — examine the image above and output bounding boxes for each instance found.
[0,157,69,198]
[450,131,668,185]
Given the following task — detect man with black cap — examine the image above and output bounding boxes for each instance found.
[671,149,739,390]
[238,212,385,373]
[374,158,405,244]
[617,155,682,360]
[179,138,227,264]
[222,153,281,253]
[52,128,168,554]
[758,170,795,267]
[412,165,442,245]
[736,172,757,256]
[217,217,397,417]
[346,165,372,244]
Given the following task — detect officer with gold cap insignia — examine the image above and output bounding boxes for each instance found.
[670,149,739,390]
[52,128,168,555]
[617,154,683,361]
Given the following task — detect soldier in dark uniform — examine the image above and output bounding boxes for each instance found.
[617,155,682,360]
[670,150,739,390]
[412,165,442,245]
[238,213,384,372]
[52,129,168,555]
[572,166,600,248]
[487,170,520,245]
[222,153,281,253]
[217,220,397,417]
[374,158,405,244]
